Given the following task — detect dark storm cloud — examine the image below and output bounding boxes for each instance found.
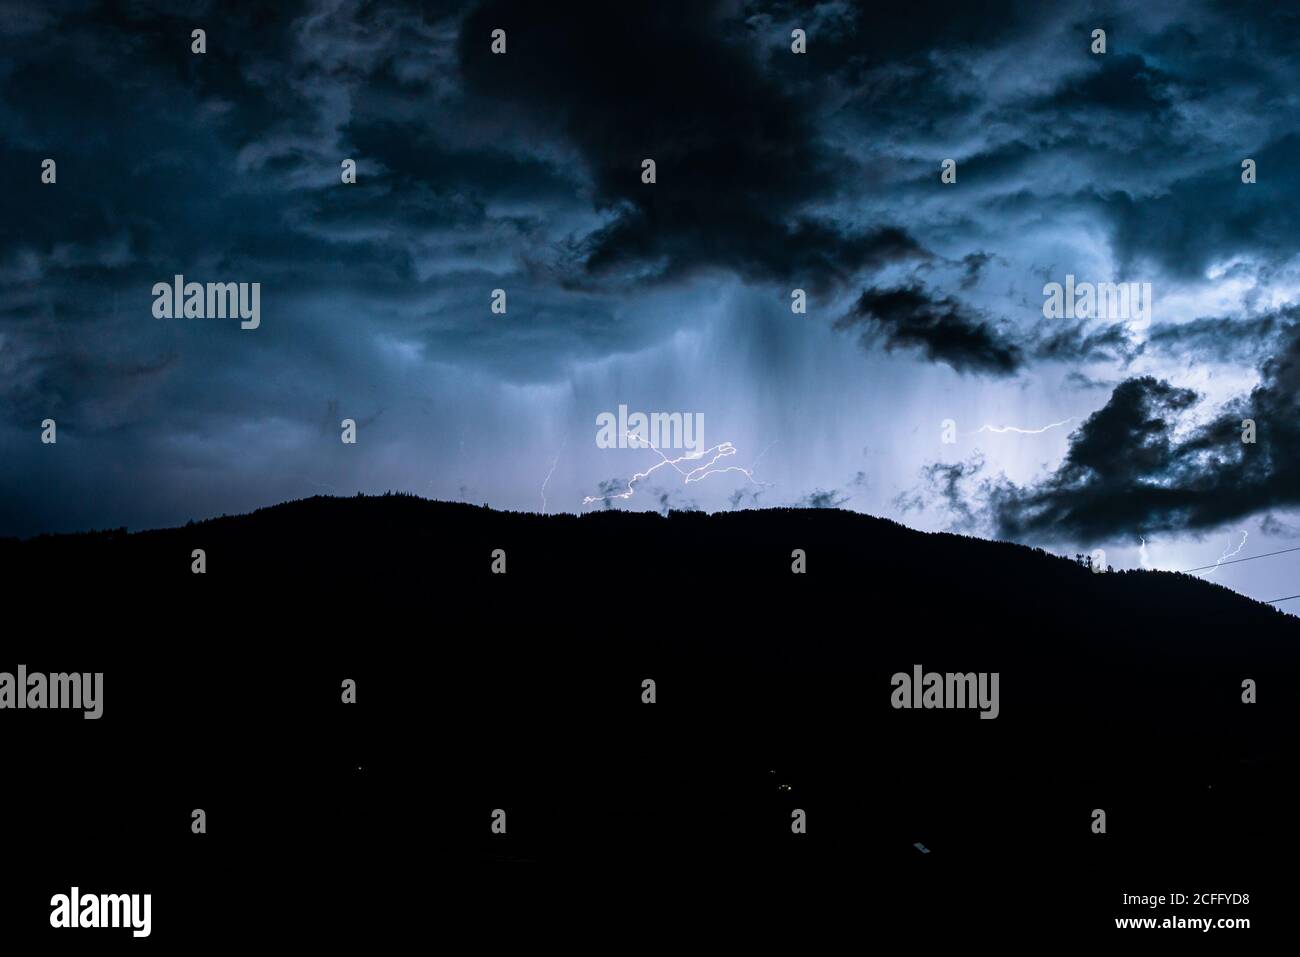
[0,0,603,435]
[1064,370,1116,392]
[1146,311,1295,364]
[891,303,1300,543]
[835,278,1141,375]
[958,252,996,290]
[457,0,928,292]
[1030,319,1135,365]
[1058,10,1300,278]
[794,0,1300,290]
[5,0,1300,541]
[985,376,1203,543]
[1101,135,1300,280]
[795,488,850,509]
[1035,307,1299,373]
[836,284,1023,376]
[1043,53,1176,116]
[1259,513,1300,538]
[895,454,986,535]
[987,322,1300,542]
[753,0,1041,75]
[727,485,766,510]
[4,0,953,442]
[4,0,1291,427]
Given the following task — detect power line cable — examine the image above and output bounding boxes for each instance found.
[1179,544,1300,574]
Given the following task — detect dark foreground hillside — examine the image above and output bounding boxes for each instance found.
[6,491,1297,631]
[1,494,1296,944]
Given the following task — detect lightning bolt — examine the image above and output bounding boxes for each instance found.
[540,441,565,515]
[583,432,764,505]
[1200,530,1248,578]
[966,417,1074,436]
[1138,535,1153,570]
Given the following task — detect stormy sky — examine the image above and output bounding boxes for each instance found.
[2,0,1299,605]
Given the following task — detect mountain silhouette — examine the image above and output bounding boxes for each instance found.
[2,492,1294,641]
[3,494,1296,937]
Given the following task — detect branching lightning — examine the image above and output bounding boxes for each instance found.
[583,431,765,506]
[966,416,1074,436]
[1200,530,1248,578]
